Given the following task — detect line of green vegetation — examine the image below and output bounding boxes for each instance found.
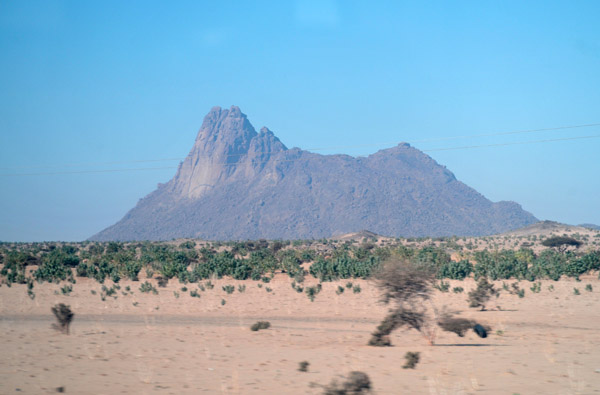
[0,239,598,290]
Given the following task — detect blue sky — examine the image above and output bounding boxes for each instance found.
[1,0,599,241]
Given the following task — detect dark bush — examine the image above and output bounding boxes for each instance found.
[250,321,271,331]
[437,317,475,337]
[323,371,372,394]
[51,303,74,334]
[542,236,582,252]
[402,352,420,369]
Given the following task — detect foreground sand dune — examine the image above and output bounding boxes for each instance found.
[1,275,599,394]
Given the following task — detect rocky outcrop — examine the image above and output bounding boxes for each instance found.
[90,106,538,241]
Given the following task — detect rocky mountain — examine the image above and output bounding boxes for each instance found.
[90,106,538,241]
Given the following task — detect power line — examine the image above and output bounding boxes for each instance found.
[0,166,178,177]
[1,134,598,177]
[1,122,598,171]
[422,134,600,152]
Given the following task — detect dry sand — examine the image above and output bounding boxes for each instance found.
[1,275,599,394]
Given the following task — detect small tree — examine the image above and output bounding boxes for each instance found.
[467,278,499,310]
[369,259,438,345]
[370,259,490,346]
[51,303,74,334]
[541,236,581,253]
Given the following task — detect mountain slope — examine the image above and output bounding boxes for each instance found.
[90,106,537,241]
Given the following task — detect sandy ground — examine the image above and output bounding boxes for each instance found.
[1,275,599,394]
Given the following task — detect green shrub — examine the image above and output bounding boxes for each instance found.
[573,287,580,295]
[434,280,450,292]
[530,282,541,293]
[353,284,361,293]
[305,285,321,302]
[139,281,158,295]
[585,284,593,292]
[336,285,345,295]
[452,286,464,293]
[222,285,235,294]
[437,260,473,280]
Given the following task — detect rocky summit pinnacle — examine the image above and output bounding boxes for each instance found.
[90,106,537,241]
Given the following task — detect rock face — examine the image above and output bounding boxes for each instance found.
[90,106,538,241]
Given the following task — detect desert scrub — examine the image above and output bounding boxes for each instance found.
[434,280,450,292]
[51,303,74,335]
[139,281,158,295]
[336,285,345,295]
[322,371,371,394]
[61,284,73,295]
[585,284,593,292]
[468,278,499,310]
[250,321,271,331]
[221,299,226,306]
[298,361,310,372]
[305,285,321,302]
[403,352,420,369]
[238,284,246,293]
[530,282,541,293]
[452,286,464,293]
[573,287,580,295]
[346,282,353,289]
[190,289,200,298]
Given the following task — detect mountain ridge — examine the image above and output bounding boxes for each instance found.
[90,106,538,241]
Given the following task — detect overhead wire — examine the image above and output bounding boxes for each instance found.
[1,133,598,177]
[1,121,599,172]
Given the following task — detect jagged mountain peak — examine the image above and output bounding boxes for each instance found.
[90,107,537,241]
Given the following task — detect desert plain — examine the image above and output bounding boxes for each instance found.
[1,272,599,394]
